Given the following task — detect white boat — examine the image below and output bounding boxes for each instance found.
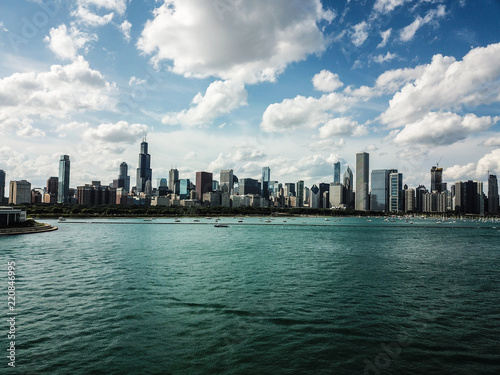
[58,217,66,222]
[214,223,228,228]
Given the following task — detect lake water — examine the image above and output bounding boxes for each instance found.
[2,216,500,374]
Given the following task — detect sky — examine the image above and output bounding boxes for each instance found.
[1,0,500,192]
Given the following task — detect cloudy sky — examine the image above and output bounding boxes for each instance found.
[1,0,499,191]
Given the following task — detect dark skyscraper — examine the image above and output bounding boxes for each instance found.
[0,169,5,204]
[488,174,499,214]
[195,172,213,200]
[261,166,270,199]
[136,137,152,194]
[169,168,179,194]
[120,162,130,193]
[371,169,389,211]
[431,166,443,193]
[58,155,70,204]
[333,162,341,184]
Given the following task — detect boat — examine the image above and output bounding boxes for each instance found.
[214,223,229,228]
[58,217,66,222]
[325,218,329,221]
[174,219,181,223]
[238,219,243,223]
[193,219,200,222]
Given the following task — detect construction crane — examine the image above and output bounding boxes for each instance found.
[436,156,443,168]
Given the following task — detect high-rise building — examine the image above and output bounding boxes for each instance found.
[405,188,415,212]
[296,180,304,207]
[0,169,5,204]
[389,172,403,212]
[455,180,482,214]
[343,166,354,209]
[488,174,499,214]
[284,183,296,197]
[120,162,130,192]
[58,155,70,204]
[220,169,234,194]
[261,167,270,200]
[169,168,179,194]
[415,185,427,212]
[355,152,369,211]
[9,180,31,205]
[195,172,213,200]
[371,169,389,211]
[329,183,344,208]
[240,178,260,195]
[179,179,191,199]
[136,138,152,194]
[318,182,330,209]
[431,166,443,193]
[310,184,320,209]
[334,162,341,184]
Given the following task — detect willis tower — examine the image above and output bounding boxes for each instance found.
[136,134,152,193]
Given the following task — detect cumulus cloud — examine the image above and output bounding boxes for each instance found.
[119,20,132,42]
[260,92,357,133]
[0,56,116,133]
[207,146,267,174]
[137,0,334,83]
[393,112,498,146]
[309,138,346,152]
[318,117,368,138]
[162,80,248,126]
[399,5,446,42]
[380,43,500,128]
[377,28,392,48]
[372,52,398,64]
[83,121,149,144]
[312,70,343,92]
[483,136,500,147]
[72,0,127,26]
[445,149,500,181]
[44,24,97,60]
[351,21,369,47]
[373,0,409,14]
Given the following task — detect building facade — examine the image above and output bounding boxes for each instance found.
[370,169,389,212]
[488,174,499,214]
[58,155,70,204]
[136,139,152,193]
[195,172,213,200]
[9,180,31,205]
[355,152,369,211]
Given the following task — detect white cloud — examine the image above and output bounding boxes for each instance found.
[260,92,357,133]
[373,0,409,14]
[72,6,114,26]
[72,0,127,26]
[44,24,97,60]
[318,117,367,138]
[207,146,267,174]
[0,21,8,32]
[445,149,500,181]
[83,121,148,144]
[309,138,346,152]
[351,21,369,47]
[129,76,146,86]
[393,112,498,146]
[119,20,132,42]
[380,43,500,128]
[312,70,343,92]
[377,28,392,48]
[483,136,500,147]
[372,52,398,64]
[0,56,116,133]
[162,80,248,127]
[137,0,334,83]
[78,0,127,14]
[399,5,446,42]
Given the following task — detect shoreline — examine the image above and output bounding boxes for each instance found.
[0,223,58,236]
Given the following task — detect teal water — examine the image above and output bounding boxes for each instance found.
[1,217,500,374]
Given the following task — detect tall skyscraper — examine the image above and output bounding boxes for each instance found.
[220,169,234,193]
[431,166,443,193]
[355,152,369,211]
[389,172,403,212]
[333,162,341,184]
[415,185,427,212]
[119,162,130,193]
[179,179,191,199]
[169,168,179,194]
[310,184,320,209]
[58,155,70,204]
[371,169,389,211]
[0,169,5,204]
[296,180,304,207]
[343,166,353,209]
[261,167,270,199]
[195,172,213,200]
[488,174,499,214]
[136,138,152,193]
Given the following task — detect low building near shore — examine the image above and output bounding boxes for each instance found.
[0,207,27,226]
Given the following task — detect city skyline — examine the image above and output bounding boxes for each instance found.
[1,1,500,190]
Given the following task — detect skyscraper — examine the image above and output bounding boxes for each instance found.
[136,138,152,193]
[261,167,270,199]
[355,152,369,211]
[58,155,70,204]
[343,166,353,209]
[9,180,31,205]
[371,169,389,211]
[488,174,499,214]
[389,172,403,212]
[220,169,234,193]
[296,180,304,207]
[195,172,213,200]
[0,169,5,204]
[310,184,320,209]
[333,162,341,184]
[431,166,443,193]
[119,162,130,193]
[169,168,179,194]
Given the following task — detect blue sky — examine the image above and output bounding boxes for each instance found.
[1,0,499,191]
